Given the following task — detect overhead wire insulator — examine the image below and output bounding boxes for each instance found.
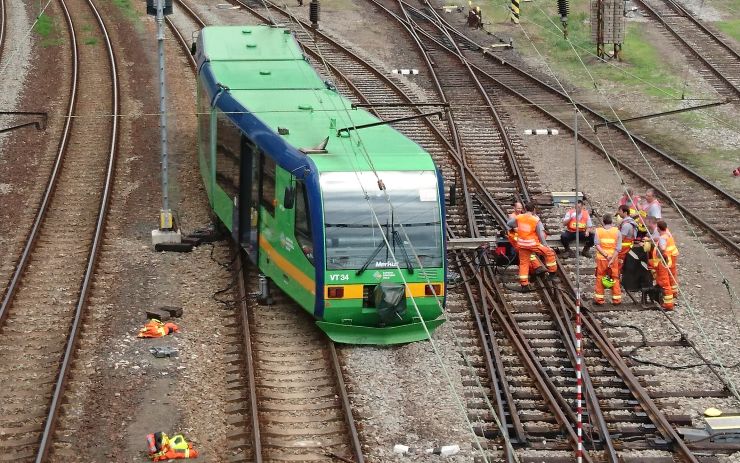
[309,0,320,27]
[558,0,569,21]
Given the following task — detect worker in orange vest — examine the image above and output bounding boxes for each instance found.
[506,202,557,292]
[138,319,179,338]
[616,205,638,273]
[507,202,546,276]
[646,240,674,310]
[560,200,594,257]
[593,214,622,305]
[657,220,679,295]
[616,188,641,218]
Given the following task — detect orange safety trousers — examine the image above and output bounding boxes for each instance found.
[594,257,621,305]
[617,244,632,274]
[517,243,556,286]
[153,448,199,461]
[669,256,678,294]
[653,263,674,309]
[508,231,543,274]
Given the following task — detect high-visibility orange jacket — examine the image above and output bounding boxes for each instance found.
[515,214,542,247]
[565,209,590,232]
[595,227,619,260]
[660,229,679,257]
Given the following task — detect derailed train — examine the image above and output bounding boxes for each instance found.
[194,25,446,344]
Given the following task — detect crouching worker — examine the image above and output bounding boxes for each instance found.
[594,214,622,305]
[561,200,594,257]
[507,201,546,277]
[506,202,557,292]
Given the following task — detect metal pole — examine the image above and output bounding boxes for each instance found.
[157,0,172,230]
[574,108,583,463]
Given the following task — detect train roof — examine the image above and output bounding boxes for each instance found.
[198,25,436,173]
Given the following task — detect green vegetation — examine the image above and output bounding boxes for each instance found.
[715,19,740,41]
[33,13,64,46]
[84,37,98,45]
[33,13,54,37]
[111,0,139,19]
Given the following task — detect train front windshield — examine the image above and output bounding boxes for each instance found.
[321,171,443,271]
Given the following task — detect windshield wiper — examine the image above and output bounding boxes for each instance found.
[355,239,388,276]
[392,230,414,274]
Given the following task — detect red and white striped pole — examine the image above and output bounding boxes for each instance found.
[573,109,583,463]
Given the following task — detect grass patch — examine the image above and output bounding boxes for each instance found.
[84,37,98,45]
[33,13,54,37]
[715,19,740,41]
[111,0,139,19]
[33,13,65,46]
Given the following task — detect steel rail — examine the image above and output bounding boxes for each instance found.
[427,3,740,208]
[633,0,740,98]
[34,0,119,459]
[234,250,264,463]
[552,260,701,462]
[398,1,530,205]
[0,0,5,60]
[427,4,740,211]
[392,2,740,259]
[0,0,79,323]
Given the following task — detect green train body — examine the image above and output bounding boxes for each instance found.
[195,26,446,344]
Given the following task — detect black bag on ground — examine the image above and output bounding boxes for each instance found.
[621,246,653,292]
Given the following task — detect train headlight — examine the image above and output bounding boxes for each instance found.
[327,287,345,298]
[425,284,441,296]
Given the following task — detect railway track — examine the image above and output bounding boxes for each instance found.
[0,0,5,59]
[634,0,740,99]
[393,0,740,261]
[166,6,364,462]
[166,2,739,461]
[0,0,119,458]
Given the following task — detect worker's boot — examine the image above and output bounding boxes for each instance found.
[581,245,593,258]
[506,283,534,293]
[533,266,547,276]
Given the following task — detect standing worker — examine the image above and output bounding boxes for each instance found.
[617,188,641,217]
[647,239,674,311]
[506,202,557,292]
[593,214,622,305]
[657,220,679,295]
[641,188,662,220]
[616,205,638,273]
[475,6,483,28]
[560,199,594,257]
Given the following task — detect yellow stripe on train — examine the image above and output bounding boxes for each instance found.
[325,283,445,299]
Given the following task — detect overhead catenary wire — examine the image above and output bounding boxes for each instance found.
[509,3,740,401]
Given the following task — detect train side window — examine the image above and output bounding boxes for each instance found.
[215,111,240,198]
[294,181,313,261]
[261,155,276,215]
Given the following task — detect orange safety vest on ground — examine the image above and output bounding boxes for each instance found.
[515,214,541,247]
[595,227,618,260]
[566,209,590,232]
[138,320,179,338]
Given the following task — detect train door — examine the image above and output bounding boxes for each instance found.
[239,136,261,264]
